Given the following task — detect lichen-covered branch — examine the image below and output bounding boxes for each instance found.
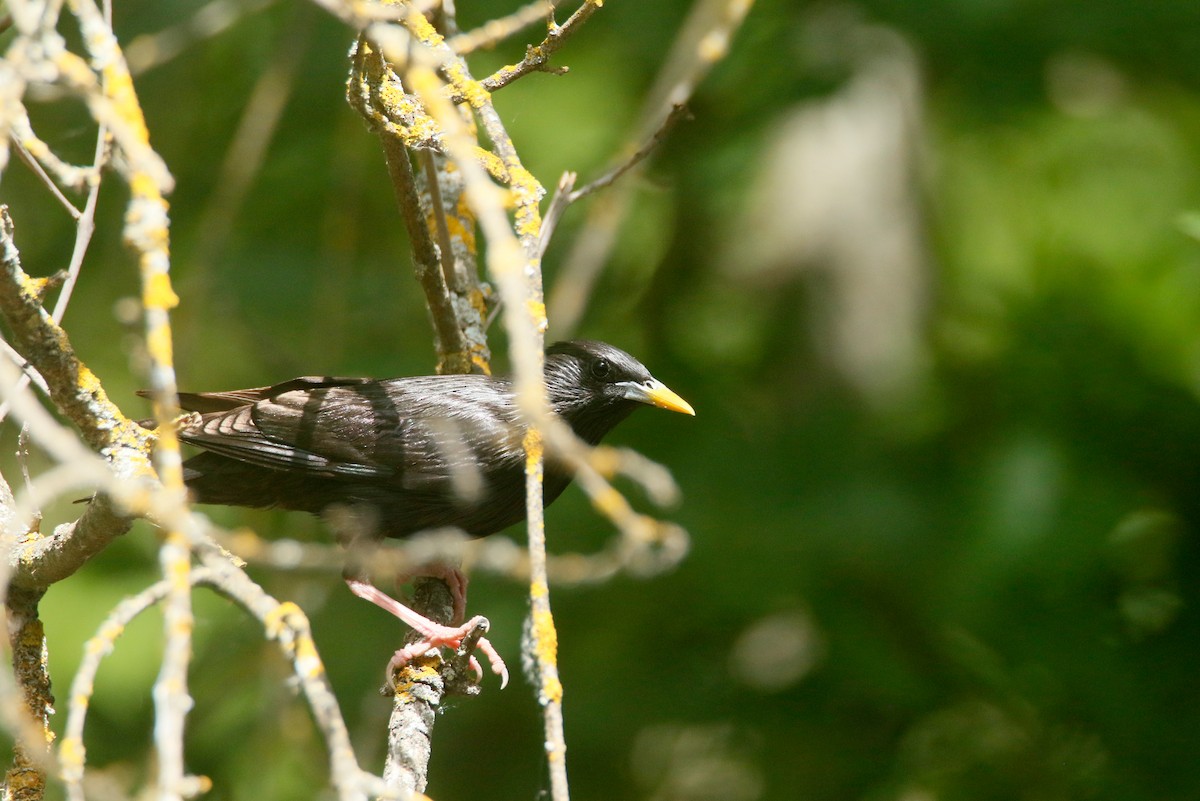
[59,546,384,801]
[348,35,490,375]
[0,208,153,460]
[4,586,52,801]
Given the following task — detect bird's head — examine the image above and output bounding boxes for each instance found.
[544,340,694,443]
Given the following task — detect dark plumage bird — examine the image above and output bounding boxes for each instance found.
[165,340,694,685]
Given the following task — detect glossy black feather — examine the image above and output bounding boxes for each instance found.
[174,341,683,540]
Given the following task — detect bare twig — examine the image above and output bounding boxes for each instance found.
[447,0,552,56]
[538,170,578,265]
[0,100,106,425]
[363,15,573,797]
[61,570,216,801]
[549,0,756,337]
[575,103,690,203]
[124,0,279,74]
[0,341,50,401]
[474,0,603,95]
[10,136,83,219]
[212,515,688,590]
[418,150,462,294]
[60,546,384,801]
[9,110,97,198]
[187,5,309,286]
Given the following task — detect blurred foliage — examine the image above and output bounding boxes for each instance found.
[4,0,1200,800]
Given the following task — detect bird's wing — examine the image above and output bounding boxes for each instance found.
[137,377,374,414]
[179,376,523,485]
[182,377,375,413]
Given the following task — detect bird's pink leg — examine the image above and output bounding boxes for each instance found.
[345,577,509,688]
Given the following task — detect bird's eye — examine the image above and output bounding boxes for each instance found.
[591,358,611,379]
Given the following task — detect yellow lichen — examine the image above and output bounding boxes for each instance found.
[526,299,546,326]
[293,634,324,679]
[76,366,102,396]
[530,609,558,662]
[393,659,440,703]
[447,64,491,109]
[264,601,304,639]
[128,171,158,204]
[471,352,493,376]
[406,12,446,47]
[58,736,85,770]
[474,148,509,182]
[144,324,174,368]
[591,486,627,519]
[698,30,729,62]
[101,65,151,145]
[523,428,544,470]
[142,272,179,310]
[445,212,477,252]
[542,674,563,704]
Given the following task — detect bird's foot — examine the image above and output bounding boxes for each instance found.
[346,577,508,688]
[386,615,509,689]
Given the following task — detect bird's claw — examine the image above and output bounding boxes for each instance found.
[386,615,509,690]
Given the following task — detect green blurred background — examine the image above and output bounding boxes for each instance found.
[4,0,1200,799]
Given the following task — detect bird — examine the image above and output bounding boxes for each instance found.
[162,340,695,686]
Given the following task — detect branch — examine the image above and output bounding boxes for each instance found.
[211,518,688,590]
[59,548,385,801]
[3,586,53,801]
[474,0,602,94]
[538,104,688,256]
[382,576,468,796]
[0,207,153,458]
[356,15,571,798]
[547,0,755,337]
[447,1,552,56]
[348,35,490,375]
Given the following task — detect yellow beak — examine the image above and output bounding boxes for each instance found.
[618,379,696,416]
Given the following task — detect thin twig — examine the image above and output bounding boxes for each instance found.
[0,473,58,790]
[212,518,687,589]
[124,0,278,74]
[9,110,97,197]
[418,149,464,295]
[548,0,756,337]
[187,5,309,282]
[60,544,382,801]
[0,205,153,456]
[474,0,602,95]
[447,0,552,56]
[571,103,690,204]
[538,171,577,263]
[0,340,50,399]
[10,137,83,219]
[61,569,217,801]
[0,65,107,425]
